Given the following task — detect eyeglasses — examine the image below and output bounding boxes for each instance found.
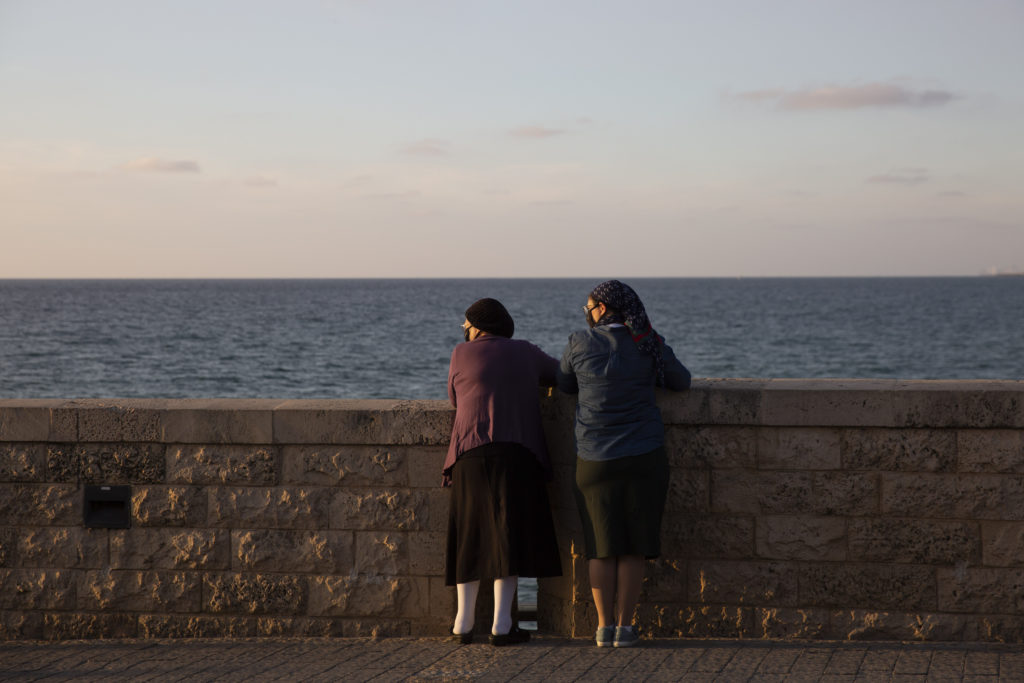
[582,303,600,314]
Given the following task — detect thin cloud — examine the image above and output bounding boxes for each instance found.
[937,190,967,198]
[736,83,958,110]
[509,125,566,139]
[244,175,277,188]
[867,168,929,185]
[122,157,201,173]
[402,139,449,157]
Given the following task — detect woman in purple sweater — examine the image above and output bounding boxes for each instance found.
[443,298,562,646]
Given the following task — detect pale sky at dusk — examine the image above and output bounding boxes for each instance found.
[2,0,1022,277]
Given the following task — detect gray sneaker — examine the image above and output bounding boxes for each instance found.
[613,625,639,647]
[595,626,614,648]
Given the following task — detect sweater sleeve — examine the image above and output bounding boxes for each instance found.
[447,347,459,407]
[556,334,579,394]
[531,343,559,387]
[660,340,692,391]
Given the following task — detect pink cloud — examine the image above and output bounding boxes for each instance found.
[122,157,201,173]
[736,83,958,110]
[509,125,566,139]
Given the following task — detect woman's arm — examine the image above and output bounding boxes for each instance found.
[556,337,579,394]
[447,348,459,407]
[661,340,691,391]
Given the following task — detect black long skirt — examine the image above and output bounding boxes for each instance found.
[445,442,562,585]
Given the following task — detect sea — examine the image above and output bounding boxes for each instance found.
[2,277,1023,400]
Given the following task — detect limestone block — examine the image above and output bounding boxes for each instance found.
[756,607,831,639]
[203,573,307,614]
[131,486,207,527]
[982,522,1024,566]
[15,527,108,568]
[255,617,335,637]
[338,619,412,637]
[0,444,46,482]
[159,399,281,444]
[0,484,78,526]
[972,614,1024,643]
[0,569,76,609]
[708,380,767,425]
[0,610,44,639]
[756,516,846,561]
[408,531,445,577]
[761,379,897,427]
[549,464,578,512]
[272,399,453,445]
[166,445,277,485]
[355,531,407,576]
[830,609,972,642]
[689,560,798,606]
[812,472,879,515]
[937,567,1024,614]
[849,519,980,564]
[281,445,408,487]
[49,406,78,442]
[882,473,1024,520]
[656,384,713,425]
[0,527,12,566]
[47,443,165,484]
[42,612,138,639]
[799,563,935,611]
[209,487,329,529]
[407,447,447,488]
[307,575,427,618]
[641,557,687,601]
[759,428,840,470]
[78,569,201,612]
[138,614,258,638]
[841,428,956,472]
[664,426,757,469]
[232,530,354,573]
[72,400,165,442]
[664,468,709,514]
[330,489,428,531]
[661,514,755,559]
[425,489,450,533]
[0,401,58,441]
[893,381,1024,429]
[110,529,229,570]
[636,603,754,638]
[428,576,456,620]
[958,430,1024,472]
[711,470,814,514]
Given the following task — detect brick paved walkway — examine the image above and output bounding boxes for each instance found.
[2,637,1022,681]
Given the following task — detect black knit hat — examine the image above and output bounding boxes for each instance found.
[465,298,514,338]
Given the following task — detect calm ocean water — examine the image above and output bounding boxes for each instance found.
[1,277,1023,399]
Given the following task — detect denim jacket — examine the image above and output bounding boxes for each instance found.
[557,325,690,461]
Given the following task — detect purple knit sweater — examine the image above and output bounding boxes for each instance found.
[442,335,558,485]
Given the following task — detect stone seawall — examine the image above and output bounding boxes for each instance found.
[2,380,1024,641]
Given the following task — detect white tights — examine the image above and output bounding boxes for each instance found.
[453,576,519,636]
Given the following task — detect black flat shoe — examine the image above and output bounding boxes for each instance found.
[489,627,530,647]
[448,632,473,644]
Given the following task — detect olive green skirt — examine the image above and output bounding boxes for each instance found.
[573,446,669,560]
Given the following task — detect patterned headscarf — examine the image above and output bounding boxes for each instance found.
[590,279,667,386]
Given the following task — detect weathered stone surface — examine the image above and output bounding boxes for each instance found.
[656,384,712,425]
[232,530,353,573]
[166,445,277,485]
[71,401,164,442]
[0,527,12,566]
[0,402,57,441]
[0,610,44,639]
[138,614,258,638]
[938,567,1024,614]
[406,447,446,488]
[958,429,1024,472]
[15,527,108,568]
[665,426,757,469]
[711,471,813,514]
[273,400,453,445]
[830,609,972,641]
[800,564,935,611]
[971,614,1024,643]
[664,468,709,514]
[42,612,138,639]
[203,573,307,615]
[132,486,207,527]
[428,576,456,620]
[707,380,766,425]
[882,473,1024,519]
[757,607,831,639]
[0,569,76,609]
[307,575,427,618]
[637,604,754,638]
[0,484,78,525]
[641,557,687,601]
[281,445,407,487]
[761,379,897,427]
[331,489,428,531]
[0,444,46,482]
[110,529,229,570]
[355,532,407,576]
[756,516,846,561]
[841,428,956,472]
[159,399,281,444]
[661,515,754,559]
[408,532,445,576]
[689,561,799,606]
[894,381,1024,429]
[49,406,78,442]
[209,487,329,529]
[759,428,841,470]
[78,569,201,612]
[982,522,1024,566]
[47,443,165,484]
[849,519,980,564]
[337,619,413,637]
[812,472,879,515]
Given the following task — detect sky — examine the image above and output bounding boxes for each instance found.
[2,0,1022,278]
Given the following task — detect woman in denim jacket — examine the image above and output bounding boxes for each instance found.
[557,280,691,648]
